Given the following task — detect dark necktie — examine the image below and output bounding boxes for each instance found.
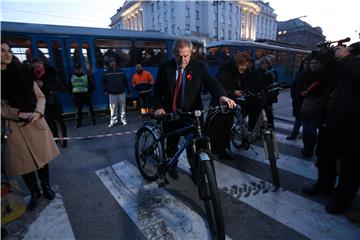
[172,68,183,112]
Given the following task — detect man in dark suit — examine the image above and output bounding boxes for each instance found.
[153,38,236,179]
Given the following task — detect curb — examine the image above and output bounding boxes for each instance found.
[274,115,295,123]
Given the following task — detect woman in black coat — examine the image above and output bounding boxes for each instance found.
[246,57,276,130]
[31,58,68,148]
[207,52,251,160]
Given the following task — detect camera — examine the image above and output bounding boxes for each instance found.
[313,37,351,63]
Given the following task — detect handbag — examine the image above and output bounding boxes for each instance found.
[300,95,323,118]
[46,91,61,107]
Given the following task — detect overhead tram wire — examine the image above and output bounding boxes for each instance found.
[2,7,106,25]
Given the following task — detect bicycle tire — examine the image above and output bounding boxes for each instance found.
[135,126,163,182]
[197,153,225,240]
[263,133,280,188]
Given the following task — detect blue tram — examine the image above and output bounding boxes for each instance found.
[1,21,204,113]
[205,40,311,86]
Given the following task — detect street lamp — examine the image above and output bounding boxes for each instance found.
[212,0,225,41]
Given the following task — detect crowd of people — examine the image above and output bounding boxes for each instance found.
[2,38,359,224]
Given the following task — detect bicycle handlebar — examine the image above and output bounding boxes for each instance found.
[153,105,239,122]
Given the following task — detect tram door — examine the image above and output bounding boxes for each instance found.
[64,39,104,110]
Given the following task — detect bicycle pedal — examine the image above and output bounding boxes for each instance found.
[158,177,169,188]
[249,145,258,155]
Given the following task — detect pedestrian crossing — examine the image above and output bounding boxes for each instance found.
[8,118,359,239]
[95,119,360,239]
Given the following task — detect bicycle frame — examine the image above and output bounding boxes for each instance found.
[247,108,268,143]
[156,115,212,170]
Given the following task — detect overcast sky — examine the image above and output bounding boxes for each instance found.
[2,0,359,44]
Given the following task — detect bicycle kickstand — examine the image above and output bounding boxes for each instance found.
[249,145,258,156]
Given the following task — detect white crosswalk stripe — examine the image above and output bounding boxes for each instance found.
[177,153,360,240]
[95,119,359,239]
[96,161,232,240]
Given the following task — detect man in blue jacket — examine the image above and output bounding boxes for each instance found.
[103,58,129,127]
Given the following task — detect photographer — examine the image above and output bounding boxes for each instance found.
[302,42,360,216]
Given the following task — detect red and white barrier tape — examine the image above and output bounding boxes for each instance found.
[53,130,137,141]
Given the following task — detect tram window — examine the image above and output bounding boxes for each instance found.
[220,47,231,62]
[69,42,92,71]
[81,42,92,71]
[135,40,167,66]
[255,48,267,60]
[206,47,219,65]
[36,40,50,64]
[95,39,133,68]
[70,42,81,65]
[2,35,31,64]
[191,43,206,61]
[51,41,67,88]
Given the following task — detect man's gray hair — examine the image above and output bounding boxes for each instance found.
[172,38,193,53]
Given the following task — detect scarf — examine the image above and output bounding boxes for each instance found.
[34,65,45,79]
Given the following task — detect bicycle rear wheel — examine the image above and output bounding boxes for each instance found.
[263,132,280,188]
[197,153,225,240]
[135,126,163,182]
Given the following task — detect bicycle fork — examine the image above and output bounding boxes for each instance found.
[262,130,279,160]
[197,152,213,200]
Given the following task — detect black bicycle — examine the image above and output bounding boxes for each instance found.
[235,84,281,188]
[207,83,282,189]
[135,109,225,240]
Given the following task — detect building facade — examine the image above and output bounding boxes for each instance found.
[277,18,326,50]
[110,0,277,43]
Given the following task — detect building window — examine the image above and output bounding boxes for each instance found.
[185,24,190,31]
[185,7,190,17]
[196,10,200,20]
[171,8,175,18]
[196,26,200,32]
[172,24,175,34]
[229,31,232,39]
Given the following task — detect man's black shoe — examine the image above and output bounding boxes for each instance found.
[218,152,233,161]
[301,149,313,158]
[286,135,297,140]
[302,183,333,196]
[168,167,179,180]
[325,200,348,215]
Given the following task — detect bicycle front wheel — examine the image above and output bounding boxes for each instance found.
[197,153,225,240]
[135,126,163,182]
[263,132,280,188]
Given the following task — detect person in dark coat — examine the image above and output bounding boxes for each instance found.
[207,52,251,160]
[299,55,327,157]
[31,58,68,148]
[153,38,236,179]
[246,56,276,130]
[302,42,360,215]
[1,42,59,211]
[287,58,309,140]
[103,58,129,127]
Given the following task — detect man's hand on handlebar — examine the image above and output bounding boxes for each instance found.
[154,108,166,117]
[219,96,236,109]
[234,90,244,97]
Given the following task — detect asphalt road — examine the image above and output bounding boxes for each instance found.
[4,89,360,240]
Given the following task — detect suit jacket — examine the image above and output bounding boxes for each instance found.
[154,59,226,112]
